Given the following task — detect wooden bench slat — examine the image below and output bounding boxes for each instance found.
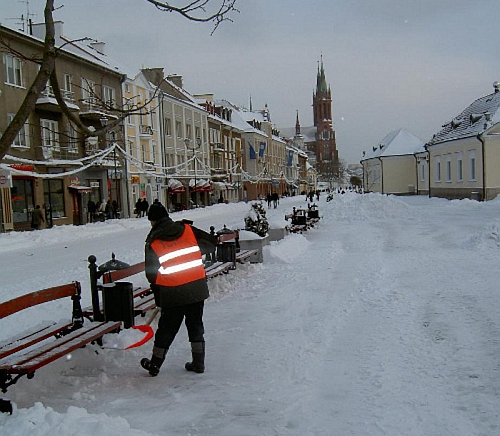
[103,262,146,284]
[0,319,73,360]
[1,321,121,373]
[217,231,238,244]
[235,249,258,263]
[0,283,79,318]
[205,261,234,278]
[133,295,156,313]
[82,286,152,317]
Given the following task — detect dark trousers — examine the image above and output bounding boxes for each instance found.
[154,301,205,350]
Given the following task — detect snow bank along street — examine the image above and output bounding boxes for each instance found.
[1,194,500,435]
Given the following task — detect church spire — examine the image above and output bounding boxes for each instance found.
[316,54,328,95]
[295,110,301,136]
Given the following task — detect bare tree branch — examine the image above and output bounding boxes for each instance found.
[0,0,239,160]
[144,0,239,32]
[0,0,56,159]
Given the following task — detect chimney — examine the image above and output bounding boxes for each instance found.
[30,20,64,39]
[141,68,165,87]
[494,81,500,93]
[90,41,105,54]
[167,74,183,89]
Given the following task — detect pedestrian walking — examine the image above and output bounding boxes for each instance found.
[30,205,45,230]
[141,198,149,217]
[141,203,216,376]
[87,200,96,223]
[272,192,279,208]
[135,199,142,218]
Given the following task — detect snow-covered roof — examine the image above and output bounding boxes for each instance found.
[428,83,500,146]
[362,128,425,160]
[280,126,317,144]
[27,21,128,76]
[286,143,307,157]
[215,100,267,136]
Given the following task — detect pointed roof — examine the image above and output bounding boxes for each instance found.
[316,55,329,95]
[427,83,500,145]
[295,110,301,136]
[362,128,425,160]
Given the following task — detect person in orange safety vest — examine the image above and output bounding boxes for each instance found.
[141,202,216,376]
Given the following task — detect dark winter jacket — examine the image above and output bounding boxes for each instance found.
[31,208,44,227]
[145,217,216,308]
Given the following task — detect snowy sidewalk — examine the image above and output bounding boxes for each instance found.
[1,194,500,435]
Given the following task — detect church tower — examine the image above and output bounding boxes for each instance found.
[312,56,338,179]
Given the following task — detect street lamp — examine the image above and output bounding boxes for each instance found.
[184,137,202,208]
[100,115,119,213]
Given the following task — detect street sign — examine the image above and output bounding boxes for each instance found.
[0,170,12,188]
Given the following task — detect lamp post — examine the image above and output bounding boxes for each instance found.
[100,115,122,216]
[184,137,202,208]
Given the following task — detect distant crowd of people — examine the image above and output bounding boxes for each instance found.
[87,199,120,222]
[134,198,150,218]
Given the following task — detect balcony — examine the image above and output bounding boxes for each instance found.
[36,86,80,113]
[139,125,153,136]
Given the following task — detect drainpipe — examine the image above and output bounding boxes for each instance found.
[377,157,383,194]
[477,133,486,201]
[413,155,418,195]
[424,144,431,198]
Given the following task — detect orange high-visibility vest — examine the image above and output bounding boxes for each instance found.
[151,224,206,287]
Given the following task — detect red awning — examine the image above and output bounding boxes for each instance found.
[10,164,34,172]
[197,185,212,192]
[169,186,186,194]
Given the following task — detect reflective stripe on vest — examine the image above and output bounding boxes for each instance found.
[151,224,206,287]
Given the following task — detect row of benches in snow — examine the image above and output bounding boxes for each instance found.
[0,227,257,412]
[284,204,321,233]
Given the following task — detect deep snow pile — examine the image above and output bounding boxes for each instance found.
[1,193,500,435]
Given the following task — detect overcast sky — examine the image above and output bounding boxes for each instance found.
[2,0,500,163]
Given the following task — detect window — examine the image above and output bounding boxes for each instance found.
[195,127,201,140]
[7,113,29,148]
[420,162,426,181]
[81,78,96,107]
[164,117,172,136]
[150,111,155,131]
[457,152,463,182]
[446,154,452,182]
[43,179,65,218]
[186,124,192,139]
[3,53,23,87]
[67,123,78,154]
[435,156,441,182]
[102,85,115,108]
[11,179,34,223]
[40,119,59,158]
[469,150,476,181]
[176,121,182,138]
[152,142,157,164]
[63,73,73,101]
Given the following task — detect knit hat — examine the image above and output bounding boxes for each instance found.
[147,203,168,222]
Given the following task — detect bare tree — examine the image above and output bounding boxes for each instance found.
[0,0,239,160]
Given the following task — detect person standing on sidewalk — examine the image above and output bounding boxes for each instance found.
[141,202,216,376]
[31,205,45,230]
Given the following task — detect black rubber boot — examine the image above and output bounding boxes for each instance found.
[185,342,205,373]
[141,346,167,376]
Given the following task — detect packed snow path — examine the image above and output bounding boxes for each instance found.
[1,194,499,435]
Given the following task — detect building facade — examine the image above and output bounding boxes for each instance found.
[1,21,126,231]
[426,82,500,201]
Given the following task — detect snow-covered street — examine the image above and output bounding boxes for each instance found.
[1,194,499,435]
